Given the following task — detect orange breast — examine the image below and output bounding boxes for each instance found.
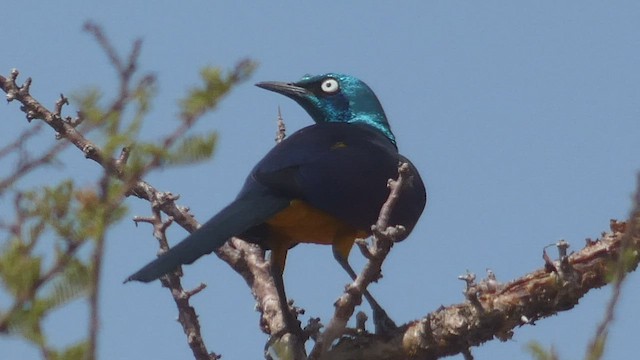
[265,199,368,246]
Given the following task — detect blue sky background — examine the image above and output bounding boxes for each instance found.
[1,2,639,359]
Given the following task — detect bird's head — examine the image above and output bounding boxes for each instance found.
[256,73,396,145]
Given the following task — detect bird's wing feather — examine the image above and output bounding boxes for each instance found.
[247,123,405,230]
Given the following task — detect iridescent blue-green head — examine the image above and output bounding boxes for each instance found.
[256,73,396,145]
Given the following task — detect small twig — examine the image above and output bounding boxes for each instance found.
[0,123,43,158]
[326,216,640,359]
[114,147,130,174]
[275,106,286,144]
[458,271,485,313]
[135,193,214,359]
[83,22,131,77]
[0,138,67,195]
[372,163,410,236]
[304,317,324,341]
[87,173,114,360]
[184,283,207,299]
[0,29,284,360]
[53,94,69,116]
[310,162,411,358]
[355,312,368,333]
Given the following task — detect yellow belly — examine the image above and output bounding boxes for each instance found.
[265,199,368,246]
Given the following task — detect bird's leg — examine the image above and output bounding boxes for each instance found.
[269,245,302,335]
[332,246,397,334]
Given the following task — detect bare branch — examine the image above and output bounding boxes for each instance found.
[311,162,411,358]
[275,106,286,144]
[323,215,640,359]
[135,196,215,360]
[3,26,638,360]
[0,27,267,358]
[0,138,67,194]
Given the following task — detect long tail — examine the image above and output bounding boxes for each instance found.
[125,192,290,283]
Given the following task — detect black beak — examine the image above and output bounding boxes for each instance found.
[255,81,310,98]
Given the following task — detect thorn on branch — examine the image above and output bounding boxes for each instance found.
[542,246,556,273]
[54,94,69,116]
[69,111,85,127]
[115,147,131,173]
[275,106,286,144]
[83,144,96,158]
[556,239,570,258]
[476,269,502,294]
[304,317,323,341]
[610,219,627,234]
[458,271,475,289]
[183,283,207,300]
[462,347,474,360]
[26,110,36,122]
[459,271,484,313]
[20,77,32,96]
[10,68,19,82]
[288,298,306,322]
[543,240,578,284]
[132,216,155,226]
[371,162,410,242]
[153,191,181,210]
[355,311,367,333]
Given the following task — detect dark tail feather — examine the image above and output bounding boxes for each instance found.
[125,193,290,283]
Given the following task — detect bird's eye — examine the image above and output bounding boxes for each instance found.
[320,78,340,94]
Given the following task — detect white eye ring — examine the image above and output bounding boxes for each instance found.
[320,78,340,94]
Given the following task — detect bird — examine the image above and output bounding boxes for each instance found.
[126,73,427,332]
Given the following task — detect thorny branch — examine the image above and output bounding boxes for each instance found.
[133,197,218,360]
[320,180,640,359]
[0,123,42,158]
[309,162,412,359]
[0,123,68,194]
[2,24,639,360]
[275,106,286,144]
[0,23,280,360]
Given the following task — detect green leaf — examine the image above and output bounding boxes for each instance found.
[4,298,49,345]
[166,132,218,166]
[179,60,257,121]
[51,341,89,360]
[43,258,90,309]
[526,342,558,360]
[0,237,42,298]
[52,341,88,360]
[73,88,104,127]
